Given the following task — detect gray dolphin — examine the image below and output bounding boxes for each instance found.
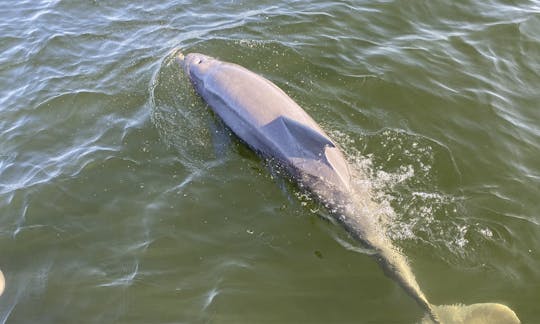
[177,52,519,324]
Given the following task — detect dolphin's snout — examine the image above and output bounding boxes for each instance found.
[176,51,185,67]
[177,52,185,63]
[176,51,190,76]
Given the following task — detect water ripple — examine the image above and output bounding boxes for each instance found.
[1,0,539,322]
[99,261,140,288]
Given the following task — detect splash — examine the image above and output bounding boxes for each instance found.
[327,127,497,265]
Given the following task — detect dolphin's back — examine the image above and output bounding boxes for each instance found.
[199,61,351,192]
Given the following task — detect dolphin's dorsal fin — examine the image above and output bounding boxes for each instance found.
[280,117,335,153]
[261,116,335,160]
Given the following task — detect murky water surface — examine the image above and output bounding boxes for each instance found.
[1,1,539,323]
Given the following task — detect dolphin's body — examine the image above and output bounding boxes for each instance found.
[179,53,351,202]
[177,52,519,324]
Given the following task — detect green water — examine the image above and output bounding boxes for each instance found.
[1,1,539,323]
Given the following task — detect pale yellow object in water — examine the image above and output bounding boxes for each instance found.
[0,269,4,296]
[422,303,520,324]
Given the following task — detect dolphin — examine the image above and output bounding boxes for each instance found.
[176,52,520,324]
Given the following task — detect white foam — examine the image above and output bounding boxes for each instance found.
[328,128,481,258]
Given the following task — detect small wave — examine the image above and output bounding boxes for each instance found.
[0,91,123,196]
[99,260,139,288]
[519,15,540,41]
[202,287,220,311]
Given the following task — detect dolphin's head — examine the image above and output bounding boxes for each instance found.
[177,52,218,89]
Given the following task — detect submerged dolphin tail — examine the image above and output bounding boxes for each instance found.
[374,244,520,323]
[423,303,520,324]
[352,230,520,323]
[373,244,439,323]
